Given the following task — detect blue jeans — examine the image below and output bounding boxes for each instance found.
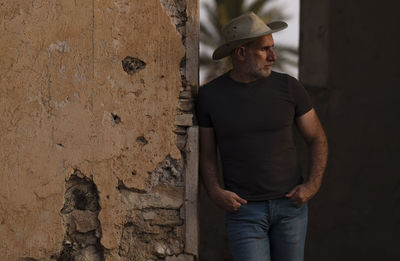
[224,198,308,261]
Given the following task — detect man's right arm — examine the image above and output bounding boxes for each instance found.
[199,127,247,212]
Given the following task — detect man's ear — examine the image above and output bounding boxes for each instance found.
[233,46,246,61]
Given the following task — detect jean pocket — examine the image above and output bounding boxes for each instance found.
[225,203,248,221]
[286,198,304,209]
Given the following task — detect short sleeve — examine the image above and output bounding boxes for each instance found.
[196,87,213,127]
[289,76,313,117]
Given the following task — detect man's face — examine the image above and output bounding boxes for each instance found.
[242,34,276,78]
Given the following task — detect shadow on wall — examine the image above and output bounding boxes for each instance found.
[199,183,233,261]
[199,150,233,261]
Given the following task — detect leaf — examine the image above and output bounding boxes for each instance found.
[248,0,271,14]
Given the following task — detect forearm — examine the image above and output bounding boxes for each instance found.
[199,156,247,211]
[306,134,328,191]
[291,110,328,203]
[199,159,223,198]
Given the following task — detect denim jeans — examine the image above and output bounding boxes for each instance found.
[224,198,308,261]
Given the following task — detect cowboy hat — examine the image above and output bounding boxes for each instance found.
[212,12,288,60]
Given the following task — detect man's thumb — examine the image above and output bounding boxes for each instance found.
[285,187,298,198]
[233,194,247,204]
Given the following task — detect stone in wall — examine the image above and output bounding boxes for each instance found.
[159,0,188,40]
[118,209,184,260]
[58,172,104,261]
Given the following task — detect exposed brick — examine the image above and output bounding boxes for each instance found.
[179,90,192,99]
[178,99,194,112]
[174,114,193,126]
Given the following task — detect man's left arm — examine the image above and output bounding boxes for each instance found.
[286,108,328,205]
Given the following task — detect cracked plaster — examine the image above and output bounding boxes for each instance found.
[0,0,186,259]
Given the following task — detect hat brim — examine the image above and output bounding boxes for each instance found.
[212,21,288,60]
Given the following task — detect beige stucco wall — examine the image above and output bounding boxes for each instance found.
[0,0,197,260]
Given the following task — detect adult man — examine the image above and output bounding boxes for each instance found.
[197,12,328,261]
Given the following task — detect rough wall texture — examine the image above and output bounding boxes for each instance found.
[0,0,197,260]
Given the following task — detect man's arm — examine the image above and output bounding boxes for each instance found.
[286,109,328,205]
[199,127,247,212]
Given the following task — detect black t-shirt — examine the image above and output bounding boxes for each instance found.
[197,71,313,201]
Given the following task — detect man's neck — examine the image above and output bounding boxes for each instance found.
[229,69,261,84]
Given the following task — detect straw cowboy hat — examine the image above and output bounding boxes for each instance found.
[212,12,288,60]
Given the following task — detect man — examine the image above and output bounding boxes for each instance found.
[197,12,328,261]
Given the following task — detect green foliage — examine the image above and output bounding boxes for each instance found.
[200,0,298,83]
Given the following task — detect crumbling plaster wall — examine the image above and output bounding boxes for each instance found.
[0,0,198,260]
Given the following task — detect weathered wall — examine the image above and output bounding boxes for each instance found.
[0,0,198,260]
[300,0,400,260]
